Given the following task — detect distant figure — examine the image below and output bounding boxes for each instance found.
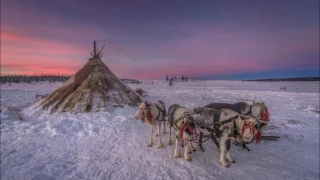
[280,87,283,89]
[284,87,286,90]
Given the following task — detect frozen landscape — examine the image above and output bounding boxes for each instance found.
[1,80,319,180]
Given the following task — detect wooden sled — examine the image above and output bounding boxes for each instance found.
[261,136,280,140]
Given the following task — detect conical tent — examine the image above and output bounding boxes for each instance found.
[38,57,142,113]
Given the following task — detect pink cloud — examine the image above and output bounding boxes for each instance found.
[1,31,89,56]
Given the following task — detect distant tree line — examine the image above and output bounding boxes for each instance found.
[166,75,206,82]
[0,74,143,84]
[0,74,72,84]
[121,78,141,84]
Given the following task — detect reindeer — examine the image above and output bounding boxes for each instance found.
[192,107,262,167]
[204,101,270,125]
[167,104,198,161]
[203,101,269,151]
[133,100,167,148]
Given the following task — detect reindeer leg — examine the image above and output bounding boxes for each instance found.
[211,133,220,151]
[162,121,166,133]
[157,122,164,148]
[187,141,192,154]
[189,141,196,152]
[242,143,250,151]
[155,125,159,137]
[147,126,153,147]
[219,130,230,168]
[174,136,180,158]
[184,140,192,161]
[226,139,236,163]
[235,135,250,151]
[233,135,241,146]
[198,132,205,152]
[168,120,173,145]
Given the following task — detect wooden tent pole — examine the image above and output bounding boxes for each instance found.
[93,40,97,57]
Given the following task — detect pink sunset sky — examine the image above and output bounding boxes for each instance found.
[1,0,319,80]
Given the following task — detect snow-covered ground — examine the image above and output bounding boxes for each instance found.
[1,80,319,180]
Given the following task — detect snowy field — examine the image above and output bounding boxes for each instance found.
[1,80,319,180]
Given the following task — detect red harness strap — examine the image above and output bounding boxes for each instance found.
[141,109,152,123]
[180,123,193,140]
[179,123,199,146]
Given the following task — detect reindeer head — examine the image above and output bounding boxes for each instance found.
[251,101,270,124]
[134,101,152,120]
[240,115,262,143]
[239,103,251,115]
[180,112,194,125]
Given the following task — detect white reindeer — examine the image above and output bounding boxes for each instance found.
[133,100,166,148]
[203,101,269,151]
[167,104,198,161]
[193,108,261,167]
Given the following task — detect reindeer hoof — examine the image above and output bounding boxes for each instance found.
[185,157,192,161]
[192,149,196,152]
[157,143,164,148]
[198,147,205,152]
[174,151,180,158]
[155,134,159,137]
[188,151,192,154]
[231,160,236,163]
[147,143,153,147]
[219,162,230,168]
[168,140,172,145]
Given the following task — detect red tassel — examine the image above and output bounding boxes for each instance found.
[255,130,262,144]
[141,109,152,123]
[141,111,145,123]
[180,124,193,140]
[260,109,270,122]
[180,124,185,140]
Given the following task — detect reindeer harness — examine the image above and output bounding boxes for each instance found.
[210,111,262,144]
[140,101,166,124]
[169,107,198,145]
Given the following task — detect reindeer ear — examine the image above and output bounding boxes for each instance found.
[195,107,202,114]
[252,100,256,104]
[137,103,141,106]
